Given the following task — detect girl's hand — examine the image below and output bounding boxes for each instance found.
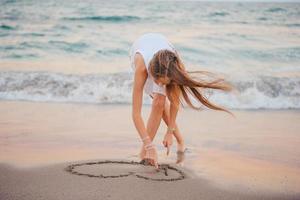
[162,131,173,156]
[144,143,159,169]
[139,144,146,160]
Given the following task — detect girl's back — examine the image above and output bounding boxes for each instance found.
[129,33,176,72]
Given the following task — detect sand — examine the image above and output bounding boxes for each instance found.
[0,100,300,199]
[1,160,296,200]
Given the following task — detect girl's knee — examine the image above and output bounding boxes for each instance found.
[152,93,166,110]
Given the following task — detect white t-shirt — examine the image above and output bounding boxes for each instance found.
[129,32,176,72]
[128,32,177,96]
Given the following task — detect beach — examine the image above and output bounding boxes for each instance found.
[0,100,299,199]
[1,1,300,199]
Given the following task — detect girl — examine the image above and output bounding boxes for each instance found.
[129,33,233,169]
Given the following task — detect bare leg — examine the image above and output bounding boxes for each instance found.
[146,93,166,141]
[139,93,166,159]
[162,98,185,152]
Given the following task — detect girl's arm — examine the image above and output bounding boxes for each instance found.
[131,53,150,144]
[162,97,179,155]
[169,101,179,130]
[168,88,180,131]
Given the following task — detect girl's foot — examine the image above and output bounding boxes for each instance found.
[143,143,159,169]
[177,142,186,153]
[176,150,186,164]
[139,145,146,160]
[138,142,159,169]
[176,141,186,165]
[140,158,151,165]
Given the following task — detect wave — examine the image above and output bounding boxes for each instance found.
[62,15,140,23]
[2,0,17,4]
[0,71,299,109]
[207,12,230,17]
[232,47,300,62]
[257,17,268,21]
[3,53,39,59]
[265,7,286,13]
[48,40,89,53]
[22,32,45,37]
[96,48,129,56]
[0,24,16,30]
[286,23,300,27]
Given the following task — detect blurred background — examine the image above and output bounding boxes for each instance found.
[0,0,299,109]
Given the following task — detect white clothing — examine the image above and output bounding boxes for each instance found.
[129,32,176,97]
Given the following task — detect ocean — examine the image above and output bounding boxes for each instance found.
[0,0,299,109]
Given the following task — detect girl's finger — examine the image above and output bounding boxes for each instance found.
[166,143,170,156]
[154,160,159,170]
[163,141,166,147]
[149,159,153,166]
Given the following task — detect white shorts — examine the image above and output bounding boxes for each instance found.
[129,48,166,97]
[144,75,166,97]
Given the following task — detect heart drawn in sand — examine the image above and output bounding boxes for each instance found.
[64,160,186,181]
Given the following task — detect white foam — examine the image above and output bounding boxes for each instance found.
[0,71,299,109]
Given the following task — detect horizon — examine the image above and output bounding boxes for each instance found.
[133,0,300,2]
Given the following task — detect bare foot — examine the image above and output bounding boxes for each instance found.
[177,142,186,153]
[144,145,159,169]
[139,144,146,160]
[176,142,186,165]
[139,144,159,169]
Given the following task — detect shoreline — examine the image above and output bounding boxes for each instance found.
[1,99,300,111]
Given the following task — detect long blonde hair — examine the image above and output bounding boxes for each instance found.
[149,49,235,116]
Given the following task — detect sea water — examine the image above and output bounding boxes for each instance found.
[0,0,299,109]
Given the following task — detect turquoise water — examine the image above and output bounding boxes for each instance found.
[0,0,300,109]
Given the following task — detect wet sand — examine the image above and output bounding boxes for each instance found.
[0,100,300,199]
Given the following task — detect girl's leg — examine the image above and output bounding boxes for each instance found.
[161,98,185,152]
[147,93,166,141]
